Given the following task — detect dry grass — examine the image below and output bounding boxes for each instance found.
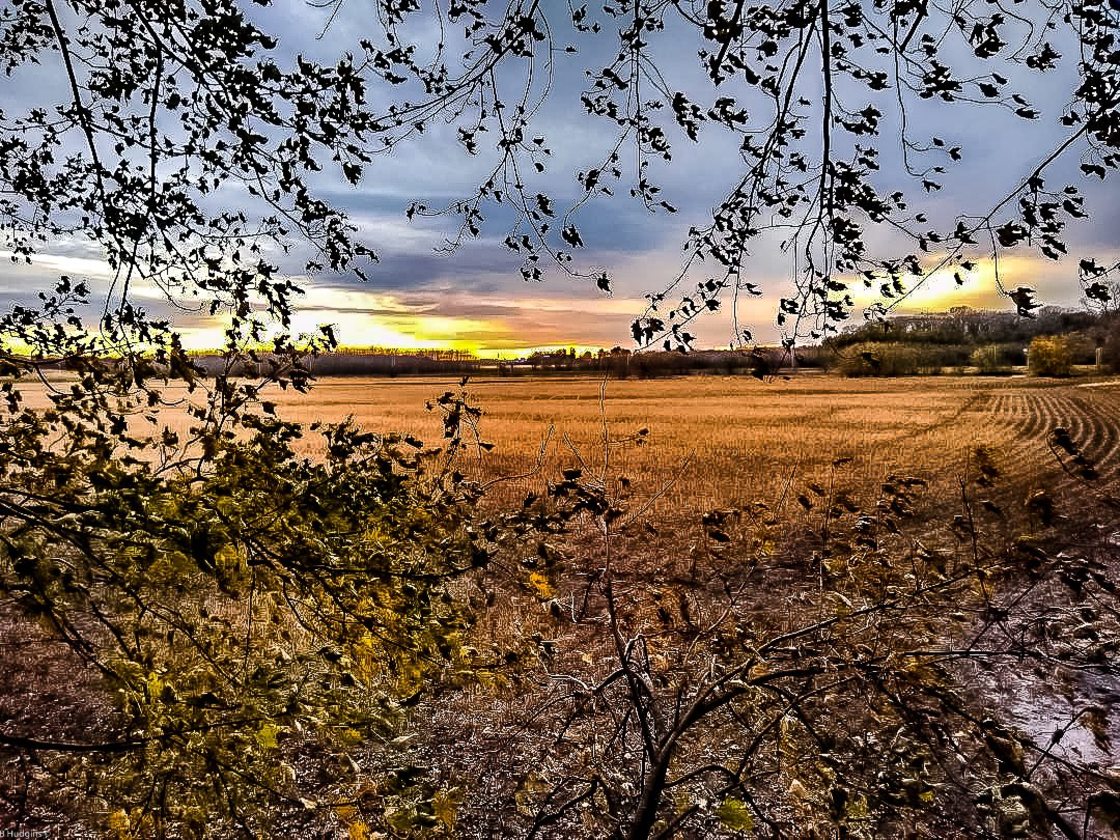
[17,371,1120,523]
[254,373,1120,523]
[7,371,1120,834]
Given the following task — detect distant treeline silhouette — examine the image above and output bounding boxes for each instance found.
[181,305,1120,379]
[826,306,1099,349]
[25,306,1115,380]
[823,305,1120,376]
[182,346,820,378]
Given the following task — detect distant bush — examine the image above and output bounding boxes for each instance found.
[832,342,974,376]
[970,343,1017,374]
[792,345,828,369]
[1101,315,1120,373]
[833,342,921,376]
[1065,332,1098,365]
[1028,335,1073,377]
[919,343,973,370]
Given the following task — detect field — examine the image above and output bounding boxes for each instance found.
[22,372,1120,513]
[269,372,1120,837]
[251,373,1120,524]
[7,371,1120,836]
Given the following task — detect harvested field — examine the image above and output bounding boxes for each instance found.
[6,371,1120,837]
[245,373,1120,524]
[16,371,1119,553]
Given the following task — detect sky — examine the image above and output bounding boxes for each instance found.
[2,1,1117,357]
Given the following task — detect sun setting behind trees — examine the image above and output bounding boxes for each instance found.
[1,0,1120,837]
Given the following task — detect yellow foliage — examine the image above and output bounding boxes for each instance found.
[716,797,754,832]
[434,787,461,828]
[255,722,280,749]
[107,809,131,835]
[395,659,425,695]
[337,727,364,746]
[335,805,357,821]
[1027,335,1072,377]
[845,793,870,820]
[145,671,163,702]
[527,571,553,599]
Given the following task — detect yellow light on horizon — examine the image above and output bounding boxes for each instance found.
[848,253,1046,314]
[177,310,497,356]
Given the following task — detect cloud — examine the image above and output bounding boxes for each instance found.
[3,3,1117,354]
[162,267,652,353]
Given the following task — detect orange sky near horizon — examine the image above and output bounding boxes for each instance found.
[171,251,1091,356]
[1,247,1102,357]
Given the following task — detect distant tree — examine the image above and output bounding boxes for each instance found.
[1028,334,1074,376]
[833,342,922,376]
[1099,313,1120,372]
[971,342,1015,374]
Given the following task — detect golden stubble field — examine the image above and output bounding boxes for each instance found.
[19,372,1120,524]
[7,372,1120,836]
[225,373,1120,524]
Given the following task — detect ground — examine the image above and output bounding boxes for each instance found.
[5,372,1120,835]
[252,373,1120,519]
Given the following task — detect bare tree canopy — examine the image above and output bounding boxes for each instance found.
[1,0,1118,354]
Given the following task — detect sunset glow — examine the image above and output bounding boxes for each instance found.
[3,245,1107,357]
